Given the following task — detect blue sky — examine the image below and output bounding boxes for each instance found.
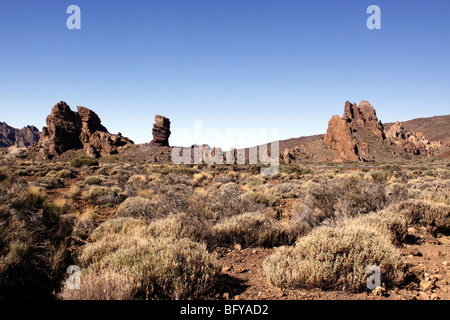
[0,0,449,148]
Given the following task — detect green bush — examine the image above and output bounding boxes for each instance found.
[83,176,104,185]
[42,201,62,227]
[71,156,99,168]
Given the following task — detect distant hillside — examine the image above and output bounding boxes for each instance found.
[0,122,40,147]
[385,115,450,143]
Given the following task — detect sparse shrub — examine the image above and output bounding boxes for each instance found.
[71,156,99,168]
[127,174,147,185]
[188,182,262,222]
[9,239,29,260]
[90,217,148,242]
[76,220,219,299]
[192,172,213,187]
[42,201,62,227]
[369,170,386,183]
[244,191,280,207]
[280,166,314,176]
[419,190,450,206]
[294,178,387,227]
[59,270,135,300]
[138,188,154,199]
[65,185,81,199]
[83,175,104,185]
[214,211,289,248]
[19,186,47,209]
[340,211,409,246]
[0,182,67,299]
[393,199,450,236]
[55,169,74,179]
[116,197,160,220]
[386,182,410,203]
[148,213,215,248]
[263,225,406,292]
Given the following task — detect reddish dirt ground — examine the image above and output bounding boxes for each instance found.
[214,232,450,300]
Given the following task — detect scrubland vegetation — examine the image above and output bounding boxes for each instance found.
[0,155,449,299]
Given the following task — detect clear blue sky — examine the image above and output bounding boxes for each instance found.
[1,0,449,148]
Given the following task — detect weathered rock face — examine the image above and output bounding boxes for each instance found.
[324,114,361,162]
[0,122,40,147]
[150,115,171,147]
[386,121,439,156]
[324,100,445,161]
[325,100,386,162]
[38,101,133,159]
[343,100,385,140]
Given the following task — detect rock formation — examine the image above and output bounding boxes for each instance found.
[0,122,40,147]
[38,101,134,159]
[324,100,385,162]
[386,121,439,156]
[150,115,171,147]
[343,100,385,140]
[323,100,446,161]
[324,114,361,162]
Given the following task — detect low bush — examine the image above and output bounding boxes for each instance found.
[293,178,387,227]
[116,197,160,220]
[214,211,290,248]
[83,176,105,185]
[71,156,99,168]
[71,219,219,300]
[393,199,450,236]
[263,225,407,292]
[148,213,215,248]
[59,270,135,300]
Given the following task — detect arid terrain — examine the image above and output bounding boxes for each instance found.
[0,100,449,301]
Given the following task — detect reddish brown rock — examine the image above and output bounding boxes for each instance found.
[38,101,133,159]
[358,100,385,140]
[386,121,438,156]
[0,122,40,147]
[324,114,360,162]
[150,115,171,147]
[386,121,407,140]
[324,100,392,161]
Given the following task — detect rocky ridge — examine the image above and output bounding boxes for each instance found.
[0,122,40,147]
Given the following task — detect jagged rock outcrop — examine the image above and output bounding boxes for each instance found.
[343,100,385,140]
[150,115,171,147]
[324,100,446,161]
[0,122,40,147]
[38,101,133,159]
[386,121,439,156]
[324,114,361,162]
[325,100,385,162]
